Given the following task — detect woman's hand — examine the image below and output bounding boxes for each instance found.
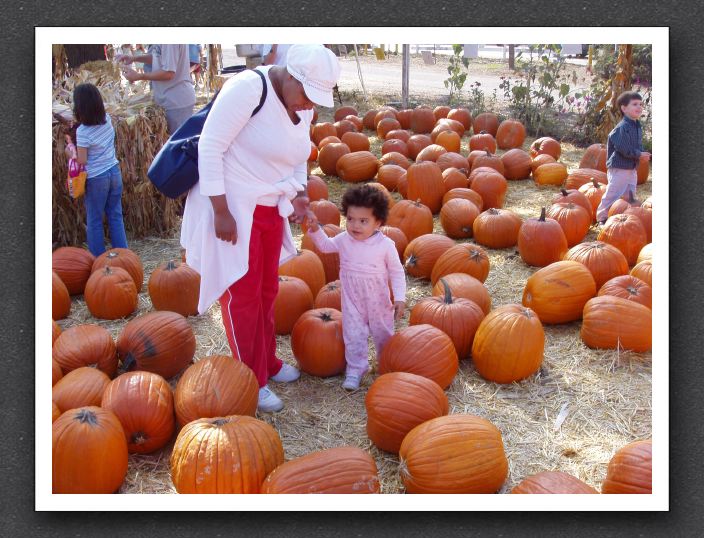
[121,66,141,83]
[210,195,237,244]
[304,210,319,232]
[393,301,406,321]
[289,195,310,224]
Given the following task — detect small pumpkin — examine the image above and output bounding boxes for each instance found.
[529,136,561,160]
[431,243,490,285]
[439,198,480,239]
[598,275,652,309]
[301,224,342,283]
[52,246,96,295]
[564,241,630,290]
[431,272,491,314]
[290,308,346,377]
[581,296,652,352]
[52,324,118,377]
[601,439,652,494]
[472,208,522,249]
[52,271,71,321]
[278,249,326,298]
[84,266,138,320]
[501,148,532,180]
[496,119,526,149]
[387,200,434,242]
[472,113,499,137]
[274,275,314,335]
[517,207,569,267]
[148,260,200,317]
[314,280,342,310]
[52,366,111,413]
[336,151,379,183]
[512,471,597,494]
[92,248,143,292]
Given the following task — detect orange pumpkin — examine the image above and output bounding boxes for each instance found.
[52,358,63,386]
[468,131,497,153]
[435,130,461,153]
[431,272,491,314]
[439,198,480,239]
[581,296,652,352]
[625,205,652,243]
[307,199,341,229]
[407,134,432,160]
[431,243,490,285]
[473,208,522,249]
[362,109,378,130]
[52,401,61,423]
[410,106,435,134]
[601,439,652,494]
[148,260,200,317]
[314,279,342,310]
[551,188,593,217]
[52,319,61,346]
[471,304,545,383]
[291,308,346,377]
[531,153,557,174]
[636,243,652,265]
[512,471,598,494]
[396,109,413,129]
[318,135,341,149]
[311,122,337,146]
[529,137,561,160]
[399,414,508,493]
[52,366,111,413]
[377,117,402,139]
[334,119,357,139]
[336,151,379,183]
[566,168,608,190]
[306,175,328,201]
[403,234,455,280]
[376,164,406,192]
[340,131,370,152]
[436,152,469,172]
[597,214,648,266]
[84,266,138,320]
[579,179,608,221]
[52,324,118,377]
[468,167,508,209]
[318,142,350,176]
[637,153,650,184]
[52,271,71,321]
[598,275,652,309]
[630,260,652,287]
[385,129,411,143]
[501,148,532,180]
[92,248,143,292]
[52,246,96,295]
[365,372,448,454]
[522,261,597,324]
[278,249,326,298]
[472,112,499,137]
[564,241,629,290]
[387,200,434,242]
[545,202,591,247]
[579,143,607,172]
[533,162,568,186]
[334,106,358,122]
[415,144,448,163]
[374,108,397,128]
[441,168,470,192]
[433,105,451,121]
[496,119,526,149]
[473,150,505,176]
[274,276,314,335]
[447,108,472,131]
[381,138,409,157]
[442,187,483,211]
[518,207,569,267]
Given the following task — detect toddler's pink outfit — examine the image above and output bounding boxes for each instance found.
[307,228,406,377]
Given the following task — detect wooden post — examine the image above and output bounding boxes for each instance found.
[508,45,515,70]
[402,44,410,109]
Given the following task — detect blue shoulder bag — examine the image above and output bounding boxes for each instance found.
[147,69,267,198]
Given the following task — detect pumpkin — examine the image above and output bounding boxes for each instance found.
[432,118,465,139]
[148,260,200,317]
[442,168,470,192]
[376,164,406,192]
[52,319,61,346]
[385,129,411,143]
[345,116,363,134]
[399,414,508,493]
[435,130,461,153]
[101,371,175,453]
[318,142,350,175]
[52,271,71,320]
[637,153,650,184]
[334,119,357,139]
[431,272,491,314]
[597,214,648,266]
[472,112,499,137]
[581,296,652,352]
[170,415,284,494]
[378,324,459,389]
[116,311,196,379]
[318,135,341,149]
[439,198,480,239]
[410,279,485,360]
[377,117,402,139]
[387,200,434,242]
[624,205,652,243]
[433,105,451,121]
[336,151,379,183]
[314,279,342,310]
[367,182,395,209]
[174,355,259,428]
[601,439,652,494]
[340,131,370,152]
[579,179,608,220]
[436,152,469,172]
[52,358,63,386]
[311,122,337,146]
[598,275,651,309]
[533,162,568,186]
[636,243,652,265]
[512,471,598,494]
[291,308,346,377]
[278,249,326,298]
[447,107,472,131]
[262,446,380,493]
[365,372,448,454]
[362,109,379,130]
[630,260,652,287]
[551,188,593,217]
[579,143,607,172]
[52,246,95,295]
[468,131,497,153]
[52,401,61,423]
[406,134,432,160]
[334,105,358,123]
[522,261,597,324]
[501,148,532,180]
[566,168,608,190]
[518,207,569,267]
[84,266,138,320]
[380,226,409,261]
[381,138,409,156]
[496,119,526,149]
[546,202,591,247]
[431,243,490,285]
[531,153,557,174]
[306,175,328,201]
[469,167,508,209]
[306,199,341,230]
[52,366,111,412]
[274,276,314,335]
[52,324,118,377]
[564,241,629,290]
[529,137,561,160]
[374,108,397,128]
[442,187,483,210]
[403,234,455,280]
[396,109,413,129]
[471,304,545,383]
[92,248,143,292]
[415,144,447,163]
[473,150,505,175]
[473,208,522,249]
[52,407,128,493]
[410,106,436,134]
[302,224,342,283]
[608,190,642,218]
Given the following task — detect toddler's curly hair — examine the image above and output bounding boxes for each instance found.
[341,184,389,224]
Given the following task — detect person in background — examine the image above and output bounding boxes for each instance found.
[265,44,292,66]
[116,44,196,134]
[133,44,146,73]
[189,44,203,87]
[246,44,272,69]
[68,83,128,257]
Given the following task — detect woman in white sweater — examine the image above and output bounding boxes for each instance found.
[181,45,341,413]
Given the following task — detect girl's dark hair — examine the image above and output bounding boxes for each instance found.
[341,184,389,224]
[616,91,643,114]
[72,83,107,126]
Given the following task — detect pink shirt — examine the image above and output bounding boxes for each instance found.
[308,228,407,301]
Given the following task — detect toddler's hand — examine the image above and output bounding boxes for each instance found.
[305,210,320,232]
[393,301,406,321]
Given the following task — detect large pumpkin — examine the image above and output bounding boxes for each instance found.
[406,161,445,214]
[579,143,607,172]
[431,272,491,314]
[551,188,593,217]
[597,214,648,266]
[442,187,483,210]
[278,249,325,299]
[407,134,432,160]
[378,324,459,389]
[522,261,597,324]
[148,260,200,317]
[101,371,175,453]
[533,162,568,187]
[431,243,490,285]
[52,271,71,321]
[380,226,409,261]
[274,275,314,335]
[52,407,128,493]
[84,266,138,320]
[92,248,143,292]
[170,415,284,494]
[116,311,196,379]
[598,275,652,309]
[601,439,652,494]
[52,324,118,377]
[261,446,380,494]
[415,144,448,164]
[512,471,597,494]
[174,354,259,428]
[545,202,591,247]
[530,137,562,160]
[472,112,499,137]
[340,131,370,152]
[336,151,379,183]
[517,207,568,267]
[365,372,448,454]
[52,246,96,295]
[581,296,652,352]
[376,164,407,192]
[410,106,436,134]
[301,224,342,282]
[472,208,522,249]
[403,233,455,280]
[410,279,485,360]
[314,279,342,310]
[566,168,608,190]
[52,366,111,413]
[318,142,350,176]
[306,175,328,201]
[501,148,532,180]
[471,304,545,383]
[290,308,346,377]
[564,241,629,290]
[399,414,508,493]
[496,119,526,149]
[387,200,434,242]
[579,179,608,220]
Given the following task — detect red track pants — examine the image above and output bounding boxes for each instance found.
[219,205,284,387]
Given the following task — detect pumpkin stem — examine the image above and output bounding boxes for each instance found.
[166,260,177,271]
[591,179,599,188]
[211,418,229,427]
[488,208,499,215]
[539,207,546,221]
[480,130,487,135]
[560,188,569,197]
[440,278,453,304]
[626,285,639,296]
[107,251,119,260]
[319,312,334,322]
[121,353,136,372]
[130,431,148,445]
[405,254,417,268]
[75,408,98,426]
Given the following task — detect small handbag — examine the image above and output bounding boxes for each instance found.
[65,145,86,199]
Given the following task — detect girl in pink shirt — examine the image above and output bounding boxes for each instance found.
[306,185,407,390]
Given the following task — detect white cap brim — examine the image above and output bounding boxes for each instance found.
[301,82,333,108]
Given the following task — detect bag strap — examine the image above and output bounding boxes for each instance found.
[250,68,267,117]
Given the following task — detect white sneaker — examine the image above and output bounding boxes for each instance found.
[270,362,300,383]
[342,374,362,391]
[258,385,284,413]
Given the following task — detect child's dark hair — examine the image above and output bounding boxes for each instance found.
[73,83,107,126]
[616,91,642,114]
[341,184,389,224]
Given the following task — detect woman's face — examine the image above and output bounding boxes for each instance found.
[282,75,316,114]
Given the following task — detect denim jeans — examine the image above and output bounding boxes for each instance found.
[84,163,128,256]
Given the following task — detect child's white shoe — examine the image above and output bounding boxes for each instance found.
[342,374,363,391]
[270,362,300,383]
[258,385,284,412]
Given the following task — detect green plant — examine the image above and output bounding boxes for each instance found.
[444,44,469,105]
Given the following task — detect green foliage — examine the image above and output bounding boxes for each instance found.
[593,45,652,86]
[444,44,469,105]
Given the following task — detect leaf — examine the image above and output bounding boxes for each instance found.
[559,83,570,97]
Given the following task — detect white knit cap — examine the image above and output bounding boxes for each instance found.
[286,44,341,107]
